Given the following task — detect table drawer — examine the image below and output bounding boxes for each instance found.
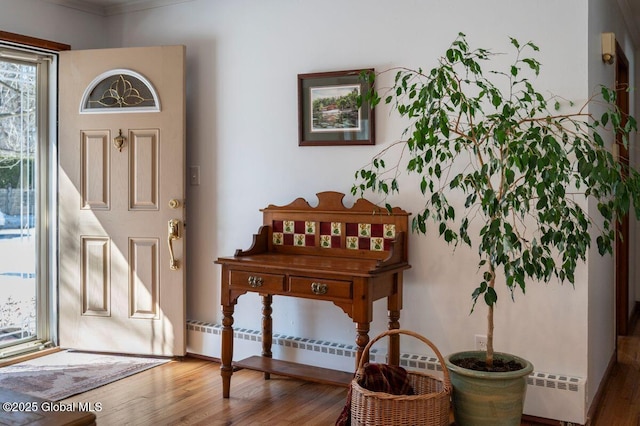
[229,270,285,292]
[289,276,352,299]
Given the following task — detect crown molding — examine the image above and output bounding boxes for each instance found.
[42,0,193,16]
[43,0,105,15]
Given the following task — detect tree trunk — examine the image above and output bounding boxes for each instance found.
[486,266,495,367]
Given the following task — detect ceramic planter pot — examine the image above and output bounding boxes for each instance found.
[444,351,534,426]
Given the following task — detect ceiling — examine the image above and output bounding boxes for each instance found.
[45,0,640,47]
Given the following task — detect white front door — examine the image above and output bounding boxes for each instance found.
[58,46,186,356]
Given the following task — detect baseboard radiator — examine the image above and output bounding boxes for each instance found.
[187,320,587,424]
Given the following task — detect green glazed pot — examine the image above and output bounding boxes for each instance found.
[444,351,534,426]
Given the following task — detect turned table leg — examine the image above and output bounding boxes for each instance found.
[262,294,273,380]
[355,322,370,369]
[221,304,235,398]
[387,307,400,366]
[387,273,403,366]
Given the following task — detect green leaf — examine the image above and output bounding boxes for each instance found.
[527,41,540,51]
[444,229,455,243]
[446,48,455,62]
[484,287,498,306]
[601,86,612,102]
[505,168,515,184]
[522,58,540,74]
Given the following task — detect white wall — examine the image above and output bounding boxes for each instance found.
[1,0,637,421]
[100,0,596,373]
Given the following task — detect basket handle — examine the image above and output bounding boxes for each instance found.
[357,328,451,389]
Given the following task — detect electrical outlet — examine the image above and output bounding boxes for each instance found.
[475,334,487,351]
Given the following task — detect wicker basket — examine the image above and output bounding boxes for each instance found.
[350,329,452,426]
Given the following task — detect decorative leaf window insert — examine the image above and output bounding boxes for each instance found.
[80,69,160,113]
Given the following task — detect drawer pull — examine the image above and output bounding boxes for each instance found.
[311,282,328,295]
[248,276,263,288]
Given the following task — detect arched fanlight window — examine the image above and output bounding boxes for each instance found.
[80,69,160,113]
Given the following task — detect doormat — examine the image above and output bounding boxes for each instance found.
[0,350,170,401]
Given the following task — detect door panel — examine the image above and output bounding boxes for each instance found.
[129,237,159,319]
[81,130,110,209]
[81,235,110,317]
[59,46,186,356]
[130,129,159,210]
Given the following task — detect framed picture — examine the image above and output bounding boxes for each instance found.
[298,69,375,146]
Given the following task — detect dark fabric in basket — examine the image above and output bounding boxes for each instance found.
[336,363,414,426]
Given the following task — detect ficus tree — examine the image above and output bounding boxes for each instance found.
[352,33,639,368]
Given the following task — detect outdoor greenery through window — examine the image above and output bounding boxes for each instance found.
[0,57,37,349]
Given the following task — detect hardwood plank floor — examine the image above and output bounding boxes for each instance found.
[591,317,640,425]
[59,321,640,426]
[62,357,349,425]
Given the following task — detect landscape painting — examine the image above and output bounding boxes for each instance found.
[298,69,374,146]
[309,84,361,133]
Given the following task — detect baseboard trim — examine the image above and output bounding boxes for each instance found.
[186,352,221,364]
[521,414,563,425]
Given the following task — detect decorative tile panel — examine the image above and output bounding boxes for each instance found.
[273,232,284,245]
[371,237,385,251]
[320,221,342,248]
[272,219,396,251]
[358,223,371,237]
[272,220,315,247]
[346,223,396,251]
[384,224,396,238]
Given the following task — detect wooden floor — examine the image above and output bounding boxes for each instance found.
[62,356,348,425]
[590,317,640,425]
[59,322,640,426]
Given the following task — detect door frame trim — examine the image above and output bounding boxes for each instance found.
[614,41,631,337]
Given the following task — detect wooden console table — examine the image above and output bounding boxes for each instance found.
[215,191,410,398]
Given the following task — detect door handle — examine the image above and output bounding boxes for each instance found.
[168,219,181,270]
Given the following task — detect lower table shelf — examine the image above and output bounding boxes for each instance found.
[234,356,353,387]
